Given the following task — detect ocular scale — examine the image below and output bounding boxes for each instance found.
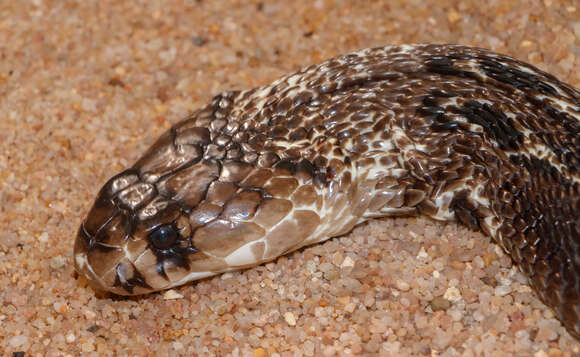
[74,44,580,337]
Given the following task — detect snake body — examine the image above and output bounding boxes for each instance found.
[74,44,580,337]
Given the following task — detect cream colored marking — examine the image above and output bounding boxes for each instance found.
[75,253,88,271]
[166,270,225,289]
[224,240,265,267]
[79,252,109,289]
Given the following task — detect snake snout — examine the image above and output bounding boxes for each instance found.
[73,222,109,292]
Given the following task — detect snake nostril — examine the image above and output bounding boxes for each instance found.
[74,221,95,253]
[80,221,95,249]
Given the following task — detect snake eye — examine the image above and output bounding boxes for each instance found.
[149,225,178,250]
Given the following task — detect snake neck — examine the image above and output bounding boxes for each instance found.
[213,44,580,334]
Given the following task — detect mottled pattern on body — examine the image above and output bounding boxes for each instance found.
[74,45,580,336]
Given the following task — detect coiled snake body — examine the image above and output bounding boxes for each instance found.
[74,44,580,337]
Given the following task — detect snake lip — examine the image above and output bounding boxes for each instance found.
[112,260,152,295]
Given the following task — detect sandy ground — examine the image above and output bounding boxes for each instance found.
[1,0,579,356]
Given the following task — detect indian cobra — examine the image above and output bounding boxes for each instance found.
[73,44,580,337]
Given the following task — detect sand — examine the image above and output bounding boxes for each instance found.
[1,0,579,356]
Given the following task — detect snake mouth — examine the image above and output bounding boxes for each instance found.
[74,234,154,295]
[111,260,153,295]
[74,217,164,295]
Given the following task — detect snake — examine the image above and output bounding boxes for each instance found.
[73,44,580,337]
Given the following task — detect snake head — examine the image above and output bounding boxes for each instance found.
[74,98,324,296]
[74,125,234,295]
[73,168,214,295]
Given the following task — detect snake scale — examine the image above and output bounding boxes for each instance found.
[74,44,580,337]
